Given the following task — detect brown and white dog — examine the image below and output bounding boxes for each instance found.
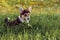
[4,6,32,26]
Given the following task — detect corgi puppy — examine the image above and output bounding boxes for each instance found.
[4,6,32,26]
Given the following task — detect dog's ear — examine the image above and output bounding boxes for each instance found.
[28,6,32,12]
[20,6,24,13]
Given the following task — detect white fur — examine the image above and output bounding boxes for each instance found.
[25,16,30,23]
[18,16,24,22]
[8,17,10,20]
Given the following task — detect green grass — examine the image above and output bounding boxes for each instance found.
[0,13,60,40]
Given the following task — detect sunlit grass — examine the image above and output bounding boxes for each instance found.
[0,12,60,40]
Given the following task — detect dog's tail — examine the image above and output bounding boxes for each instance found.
[4,17,10,24]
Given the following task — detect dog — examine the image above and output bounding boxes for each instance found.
[4,6,32,26]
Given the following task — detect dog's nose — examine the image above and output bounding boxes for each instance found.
[24,14,27,16]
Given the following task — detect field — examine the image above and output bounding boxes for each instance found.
[0,11,60,40]
[0,0,60,40]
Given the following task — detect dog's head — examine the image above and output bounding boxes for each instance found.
[20,6,32,17]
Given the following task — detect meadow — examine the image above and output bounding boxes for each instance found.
[0,0,60,40]
[0,10,60,40]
